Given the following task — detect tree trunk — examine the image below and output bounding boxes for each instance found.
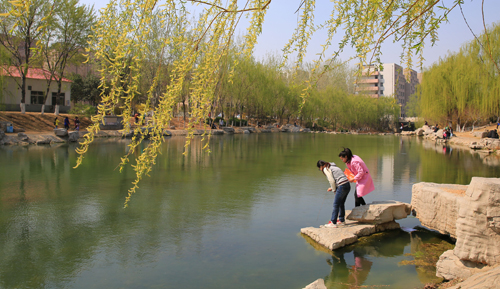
[20,103,26,114]
[55,105,60,116]
[41,104,45,115]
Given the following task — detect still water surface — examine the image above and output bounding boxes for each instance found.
[1,133,499,289]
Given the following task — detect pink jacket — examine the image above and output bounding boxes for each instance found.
[346,155,374,197]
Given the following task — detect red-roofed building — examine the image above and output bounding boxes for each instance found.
[1,66,72,112]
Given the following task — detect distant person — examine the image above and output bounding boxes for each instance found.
[424,121,428,126]
[219,118,224,128]
[317,160,350,228]
[134,113,139,124]
[339,148,374,207]
[54,117,60,129]
[433,124,439,132]
[64,117,70,130]
[74,117,80,131]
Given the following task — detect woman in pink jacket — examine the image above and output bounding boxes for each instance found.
[339,148,375,207]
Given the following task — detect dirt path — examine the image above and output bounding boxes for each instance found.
[0,111,211,133]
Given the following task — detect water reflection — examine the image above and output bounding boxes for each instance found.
[0,134,499,289]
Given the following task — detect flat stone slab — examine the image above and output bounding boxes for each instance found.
[347,200,412,224]
[301,219,400,250]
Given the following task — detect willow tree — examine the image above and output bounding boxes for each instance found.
[418,22,500,130]
[4,0,492,205]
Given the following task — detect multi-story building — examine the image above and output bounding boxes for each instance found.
[356,63,420,117]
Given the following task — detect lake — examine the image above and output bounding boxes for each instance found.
[1,133,499,289]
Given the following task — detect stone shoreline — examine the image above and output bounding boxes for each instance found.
[302,178,500,289]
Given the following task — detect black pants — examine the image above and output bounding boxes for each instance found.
[354,188,366,207]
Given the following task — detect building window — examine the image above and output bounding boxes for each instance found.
[30,91,45,105]
[52,92,65,106]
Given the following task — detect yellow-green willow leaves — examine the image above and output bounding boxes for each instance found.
[4,0,494,205]
[418,22,500,130]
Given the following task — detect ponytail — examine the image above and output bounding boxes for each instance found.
[338,147,353,162]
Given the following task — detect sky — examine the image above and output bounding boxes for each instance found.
[79,0,500,72]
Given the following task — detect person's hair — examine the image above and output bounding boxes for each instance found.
[317,160,329,168]
[338,147,353,162]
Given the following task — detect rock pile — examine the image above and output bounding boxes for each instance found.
[411,177,500,286]
[300,201,411,250]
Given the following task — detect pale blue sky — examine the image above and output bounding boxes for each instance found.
[80,0,500,72]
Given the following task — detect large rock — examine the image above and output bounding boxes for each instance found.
[411,182,467,238]
[454,177,500,265]
[436,250,488,280]
[54,128,68,137]
[0,130,5,140]
[448,266,500,289]
[68,131,80,142]
[17,132,28,141]
[301,219,400,250]
[222,127,235,134]
[347,201,411,224]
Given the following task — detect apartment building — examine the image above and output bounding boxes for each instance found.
[356,63,419,117]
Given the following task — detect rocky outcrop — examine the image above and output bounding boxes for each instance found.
[454,177,500,265]
[301,201,409,251]
[54,128,68,137]
[412,177,500,281]
[411,182,467,238]
[447,265,500,289]
[222,127,235,134]
[436,250,488,280]
[68,131,80,142]
[301,220,400,250]
[347,200,411,224]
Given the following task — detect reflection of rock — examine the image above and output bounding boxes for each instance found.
[412,177,500,281]
[303,279,326,289]
[347,200,411,224]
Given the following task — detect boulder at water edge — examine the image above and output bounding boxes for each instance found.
[347,200,412,224]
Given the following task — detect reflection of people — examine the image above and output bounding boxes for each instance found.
[348,251,373,287]
[324,250,372,288]
[339,148,374,207]
[317,160,351,228]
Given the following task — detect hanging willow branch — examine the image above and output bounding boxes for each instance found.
[4,0,497,206]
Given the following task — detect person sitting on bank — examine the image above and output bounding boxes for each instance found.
[433,124,439,132]
[317,160,351,228]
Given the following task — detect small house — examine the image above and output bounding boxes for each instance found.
[0,67,72,113]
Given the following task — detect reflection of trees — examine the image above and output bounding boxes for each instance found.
[415,138,500,184]
[0,134,328,288]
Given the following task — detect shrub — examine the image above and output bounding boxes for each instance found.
[70,103,96,118]
[228,117,247,126]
